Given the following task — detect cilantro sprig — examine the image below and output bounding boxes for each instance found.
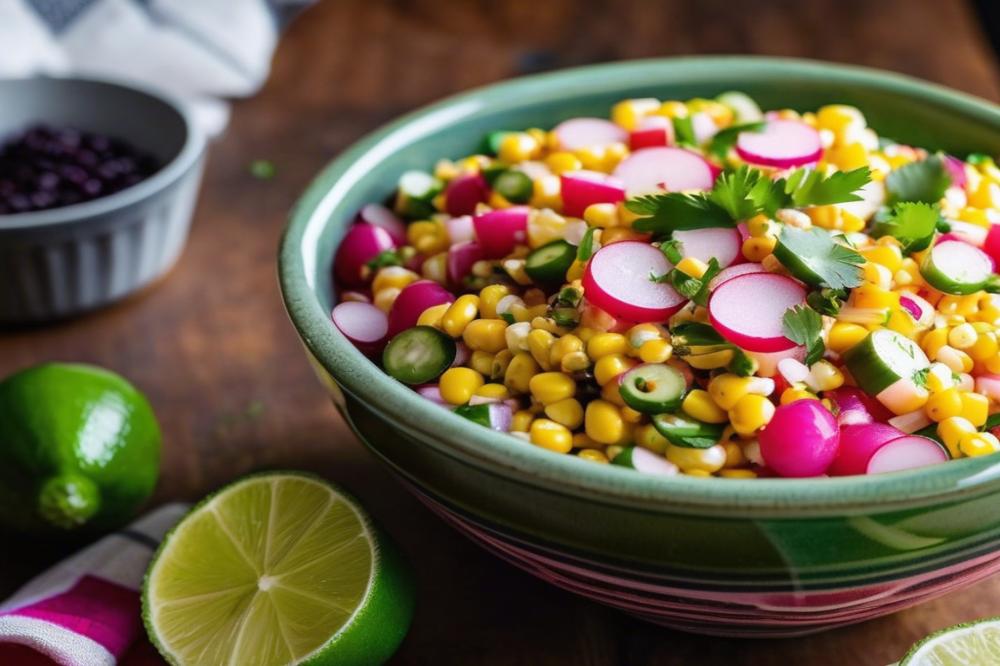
[706,121,765,160]
[869,201,942,253]
[782,305,825,365]
[653,259,721,307]
[774,226,865,290]
[576,227,597,261]
[885,154,951,204]
[670,321,757,376]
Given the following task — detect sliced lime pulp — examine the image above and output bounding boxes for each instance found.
[901,616,1000,665]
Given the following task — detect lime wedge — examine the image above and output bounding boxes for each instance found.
[901,617,1000,665]
[143,473,413,666]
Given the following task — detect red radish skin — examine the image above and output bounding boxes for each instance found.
[612,147,716,196]
[673,228,742,268]
[629,115,673,151]
[736,120,823,169]
[828,423,906,476]
[387,280,454,337]
[709,273,806,352]
[356,203,406,245]
[553,117,628,151]
[866,436,949,474]
[709,262,765,290]
[445,173,489,217]
[445,214,475,244]
[737,222,750,243]
[942,155,968,190]
[334,223,397,287]
[759,400,840,477]
[473,206,529,258]
[828,387,876,427]
[985,224,1000,267]
[331,301,389,356]
[447,241,485,285]
[560,170,626,218]
[899,293,935,326]
[582,241,686,322]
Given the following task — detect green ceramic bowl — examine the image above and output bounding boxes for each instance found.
[280,57,1000,637]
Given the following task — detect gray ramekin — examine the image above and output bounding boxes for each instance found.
[0,77,205,323]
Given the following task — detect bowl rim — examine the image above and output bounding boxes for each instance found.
[280,55,1000,515]
[0,76,205,231]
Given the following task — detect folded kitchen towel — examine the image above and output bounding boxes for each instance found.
[0,0,310,136]
[0,503,188,666]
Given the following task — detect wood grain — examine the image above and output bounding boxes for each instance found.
[1,1,999,664]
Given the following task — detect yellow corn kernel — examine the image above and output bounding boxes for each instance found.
[720,469,759,479]
[372,266,419,294]
[560,351,591,373]
[499,132,541,163]
[469,350,494,376]
[960,391,989,427]
[421,252,448,284]
[861,245,904,273]
[407,219,449,255]
[826,142,869,171]
[967,331,999,362]
[612,98,661,130]
[746,214,776,238]
[478,284,510,319]
[851,283,899,310]
[526,208,567,248]
[545,397,584,429]
[621,406,644,424]
[828,322,869,353]
[530,174,562,210]
[780,387,817,405]
[529,418,573,453]
[373,287,400,313]
[545,151,582,175]
[682,389,729,424]
[806,361,845,392]
[634,423,669,454]
[675,256,709,279]
[742,236,777,262]
[475,383,509,401]
[572,432,601,449]
[665,442,726,474]
[685,349,735,370]
[708,374,753,411]
[684,469,712,478]
[729,394,777,436]
[565,259,586,282]
[594,353,636,386]
[937,346,974,374]
[441,295,480,337]
[657,100,688,119]
[605,444,625,460]
[805,205,841,230]
[601,142,629,171]
[861,261,893,290]
[490,349,513,380]
[816,104,865,133]
[948,323,978,350]
[920,327,950,360]
[587,333,629,360]
[585,400,626,445]
[529,371,576,405]
[504,352,540,394]
[511,410,534,432]
[600,380,627,407]
[573,326,597,343]
[577,448,609,464]
[959,431,1000,458]
[937,416,978,458]
[439,367,485,405]
[549,334,584,367]
[969,180,1000,209]
[638,339,673,363]
[689,98,734,127]
[527,329,556,370]
[924,387,963,423]
[723,440,747,468]
[462,319,508,353]
[601,228,646,244]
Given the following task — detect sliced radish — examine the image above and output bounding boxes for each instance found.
[748,346,806,378]
[357,203,406,245]
[415,384,447,405]
[629,115,673,151]
[888,409,933,434]
[736,120,822,169]
[827,386,892,426]
[553,117,628,150]
[332,301,389,355]
[582,241,686,322]
[691,112,719,145]
[445,214,476,244]
[447,241,485,285]
[444,173,489,216]
[898,293,935,327]
[942,154,968,190]
[560,170,625,218]
[709,273,806,352]
[334,223,398,287]
[473,206,530,258]
[984,224,1000,268]
[612,147,716,196]
[940,220,989,249]
[387,280,454,337]
[866,436,949,474]
[709,262,765,290]
[673,227,742,268]
[828,423,905,476]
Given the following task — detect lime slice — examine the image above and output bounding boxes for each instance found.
[143,473,413,666]
[901,617,1000,665]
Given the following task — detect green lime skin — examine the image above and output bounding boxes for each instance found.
[0,363,161,533]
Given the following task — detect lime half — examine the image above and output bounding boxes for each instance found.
[901,617,1000,665]
[143,473,413,666]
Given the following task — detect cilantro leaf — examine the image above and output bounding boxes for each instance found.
[806,288,846,316]
[670,322,725,349]
[885,154,951,204]
[707,121,765,160]
[576,227,596,261]
[870,201,941,253]
[672,116,696,146]
[708,165,784,220]
[775,226,865,290]
[666,259,721,307]
[782,305,825,365]
[782,166,871,208]
[727,349,757,376]
[659,239,683,264]
[628,192,733,234]
[366,249,404,270]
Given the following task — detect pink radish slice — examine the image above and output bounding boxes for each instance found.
[560,170,626,218]
[898,293,935,326]
[582,241,686,322]
[759,399,840,477]
[473,206,529,258]
[356,203,406,245]
[709,273,806,352]
[612,147,716,195]
[553,117,628,150]
[736,120,823,169]
[334,223,398,287]
[673,227,742,268]
[387,280,454,337]
[445,173,489,216]
[691,112,719,145]
[828,423,905,476]
[629,115,673,151]
[447,241,485,285]
[445,214,476,244]
[332,301,389,355]
[452,341,470,368]
[943,221,989,251]
[709,262,765,290]
[748,346,806,378]
[984,224,1000,267]
[828,387,878,427]
[415,384,448,406]
[866,436,949,474]
[942,155,968,190]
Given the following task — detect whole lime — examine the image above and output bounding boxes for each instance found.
[0,363,161,533]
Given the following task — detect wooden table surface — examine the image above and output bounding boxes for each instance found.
[3,1,1000,664]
